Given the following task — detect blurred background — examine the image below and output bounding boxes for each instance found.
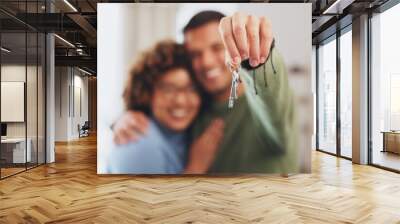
[97,3,312,173]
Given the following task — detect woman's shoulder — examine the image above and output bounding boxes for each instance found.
[140,118,167,144]
[106,119,166,174]
[106,118,186,174]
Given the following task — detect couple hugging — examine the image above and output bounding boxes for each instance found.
[107,10,298,174]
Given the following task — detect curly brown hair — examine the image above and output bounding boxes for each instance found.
[123,40,197,115]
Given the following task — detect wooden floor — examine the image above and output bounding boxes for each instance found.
[1,167,26,178]
[372,150,400,171]
[1,135,400,223]
[1,163,45,178]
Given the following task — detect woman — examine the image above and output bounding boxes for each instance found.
[107,40,204,174]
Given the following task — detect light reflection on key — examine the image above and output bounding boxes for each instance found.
[228,66,240,109]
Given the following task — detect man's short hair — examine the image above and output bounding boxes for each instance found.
[183,10,226,33]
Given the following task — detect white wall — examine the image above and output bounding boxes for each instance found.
[175,3,238,43]
[73,72,89,137]
[54,67,89,141]
[97,3,178,172]
[55,66,68,141]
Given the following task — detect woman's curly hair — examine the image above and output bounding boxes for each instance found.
[123,40,198,115]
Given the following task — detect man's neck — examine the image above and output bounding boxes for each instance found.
[213,83,245,102]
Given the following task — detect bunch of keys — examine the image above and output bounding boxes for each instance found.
[226,39,276,109]
[228,62,241,108]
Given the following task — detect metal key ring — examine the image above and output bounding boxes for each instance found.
[226,60,241,74]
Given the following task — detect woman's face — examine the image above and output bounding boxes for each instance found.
[151,68,201,132]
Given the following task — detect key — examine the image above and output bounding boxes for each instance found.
[228,65,241,108]
[228,81,235,108]
[233,69,240,99]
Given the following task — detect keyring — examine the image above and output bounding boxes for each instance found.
[226,59,241,74]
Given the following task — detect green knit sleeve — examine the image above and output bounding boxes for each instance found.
[240,48,299,172]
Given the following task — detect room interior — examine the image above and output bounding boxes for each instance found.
[0,0,399,222]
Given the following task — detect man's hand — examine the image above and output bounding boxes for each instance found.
[184,119,224,174]
[219,12,273,68]
[112,111,149,145]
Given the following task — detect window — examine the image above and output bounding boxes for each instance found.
[0,1,47,179]
[317,36,337,154]
[340,29,352,158]
[370,3,400,171]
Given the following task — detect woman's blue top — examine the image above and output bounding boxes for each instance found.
[106,118,187,174]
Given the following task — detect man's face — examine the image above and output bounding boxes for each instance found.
[184,22,232,97]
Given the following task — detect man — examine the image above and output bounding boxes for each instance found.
[113,11,298,174]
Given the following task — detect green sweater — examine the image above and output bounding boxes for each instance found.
[191,49,298,173]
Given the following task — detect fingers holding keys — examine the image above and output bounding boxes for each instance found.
[232,12,249,61]
[219,13,274,68]
[219,16,241,66]
[247,15,260,67]
[259,16,273,64]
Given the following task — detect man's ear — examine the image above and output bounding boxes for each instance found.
[183,33,189,45]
